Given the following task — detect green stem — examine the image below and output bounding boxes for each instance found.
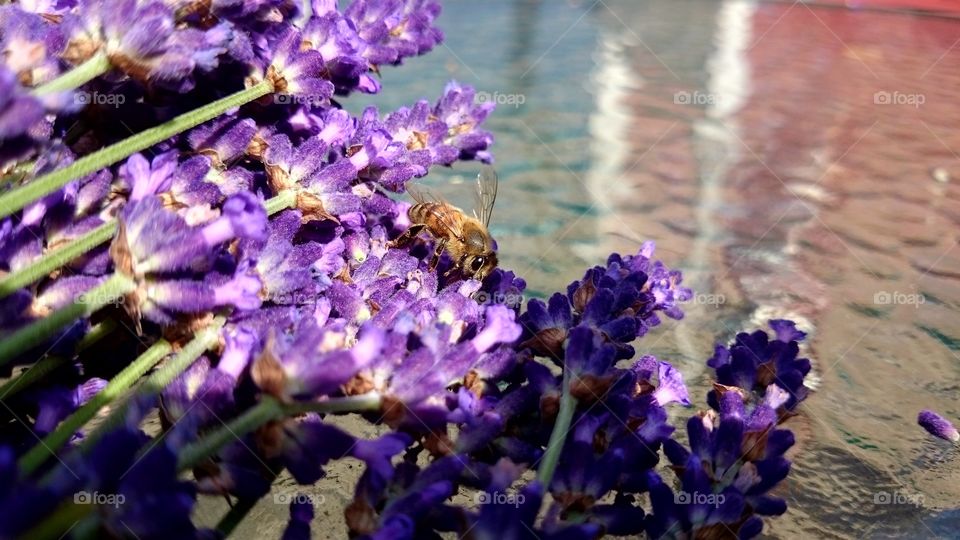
[0,79,274,219]
[81,316,226,449]
[23,501,93,540]
[177,396,283,471]
[0,319,116,400]
[0,273,135,367]
[536,367,576,487]
[264,189,297,215]
[32,51,111,95]
[0,219,117,299]
[17,337,172,475]
[177,392,382,471]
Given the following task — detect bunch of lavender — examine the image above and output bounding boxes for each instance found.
[0,0,814,538]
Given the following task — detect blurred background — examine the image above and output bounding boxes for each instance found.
[224,1,960,537]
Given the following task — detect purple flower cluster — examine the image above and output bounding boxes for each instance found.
[0,0,816,538]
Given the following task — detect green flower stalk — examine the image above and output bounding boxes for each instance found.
[31,51,111,95]
[0,220,117,300]
[0,79,274,219]
[0,273,135,367]
[0,319,116,400]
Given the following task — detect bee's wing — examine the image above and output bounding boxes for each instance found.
[407,182,466,241]
[405,183,431,205]
[473,165,498,227]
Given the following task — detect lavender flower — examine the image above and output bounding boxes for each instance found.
[0,6,67,85]
[268,26,334,103]
[0,67,45,141]
[65,0,195,86]
[0,1,821,537]
[110,193,267,326]
[344,0,443,66]
[33,378,107,436]
[918,409,959,442]
[282,495,315,540]
[707,319,811,411]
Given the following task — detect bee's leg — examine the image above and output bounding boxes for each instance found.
[389,224,426,248]
[428,238,447,271]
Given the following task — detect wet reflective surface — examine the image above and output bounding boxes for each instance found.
[219,1,960,536]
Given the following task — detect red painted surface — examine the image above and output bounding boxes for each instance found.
[814,0,960,15]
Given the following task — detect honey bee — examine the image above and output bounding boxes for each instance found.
[390,166,499,280]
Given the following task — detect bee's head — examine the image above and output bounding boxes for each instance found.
[467,251,498,281]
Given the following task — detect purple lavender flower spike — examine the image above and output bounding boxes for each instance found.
[316,108,355,146]
[432,81,495,163]
[0,67,45,141]
[35,275,105,312]
[301,11,368,95]
[708,320,811,412]
[240,210,324,304]
[161,356,212,423]
[252,320,383,401]
[282,495,315,540]
[165,156,226,208]
[104,437,200,538]
[264,134,361,222]
[769,319,806,343]
[653,360,691,407]
[145,271,263,320]
[110,194,268,326]
[269,25,334,103]
[118,193,265,276]
[471,304,521,353]
[918,410,959,442]
[33,378,107,436]
[563,326,619,401]
[345,0,443,67]
[0,7,67,85]
[194,440,274,501]
[348,112,427,190]
[73,0,196,88]
[187,117,258,168]
[168,22,233,74]
[119,152,177,202]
